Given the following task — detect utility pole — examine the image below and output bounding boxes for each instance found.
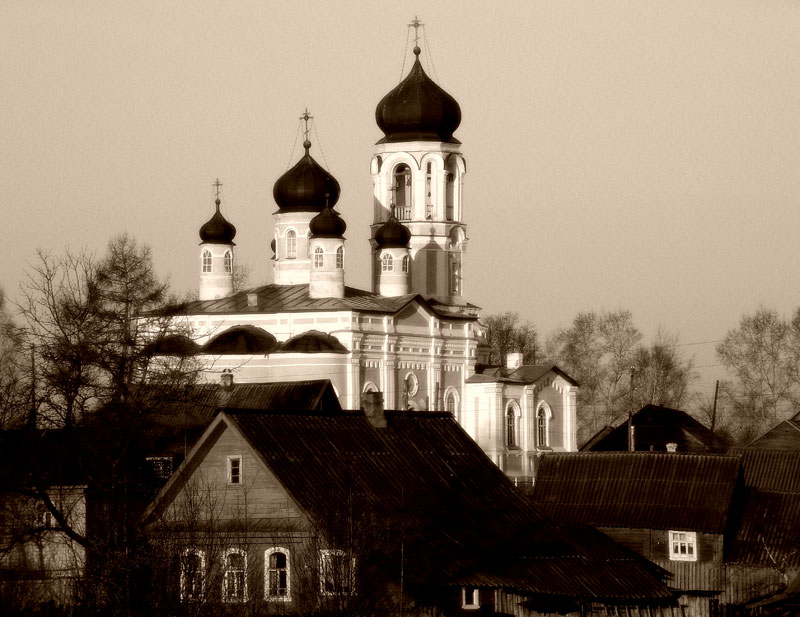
[628,367,636,452]
[711,379,719,433]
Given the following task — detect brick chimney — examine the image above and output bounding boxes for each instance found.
[220,370,234,391]
[362,391,386,428]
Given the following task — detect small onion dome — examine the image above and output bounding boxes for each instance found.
[273,140,341,212]
[309,203,346,238]
[199,199,237,244]
[375,46,461,144]
[277,330,348,354]
[144,334,201,356]
[374,213,411,248]
[201,325,279,355]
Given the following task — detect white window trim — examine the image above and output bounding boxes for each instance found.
[202,249,212,273]
[313,246,324,269]
[222,547,248,603]
[264,547,291,602]
[669,530,698,562]
[381,253,393,272]
[336,246,344,269]
[506,401,521,448]
[180,548,206,602]
[319,549,356,596]
[461,586,480,609]
[404,372,419,396]
[286,229,297,260]
[536,403,552,448]
[224,250,233,274]
[227,455,242,485]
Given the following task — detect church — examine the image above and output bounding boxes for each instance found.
[164,26,579,484]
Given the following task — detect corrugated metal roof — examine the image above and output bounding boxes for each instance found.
[735,449,800,493]
[728,489,800,567]
[531,452,741,533]
[746,420,800,451]
[224,409,673,602]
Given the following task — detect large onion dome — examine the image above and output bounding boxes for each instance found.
[375,212,411,248]
[375,46,461,144]
[273,140,341,212]
[199,199,237,244]
[309,203,346,238]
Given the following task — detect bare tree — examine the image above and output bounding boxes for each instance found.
[483,312,538,366]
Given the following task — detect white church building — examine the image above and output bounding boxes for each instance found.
[164,30,578,483]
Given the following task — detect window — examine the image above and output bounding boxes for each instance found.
[265,548,290,601]
[404,372,418,396]
[180,548,205,602]
[425,162,434,219]
[320,549,355,596]
[537,405,550,448]
[381,253,393,272]
[506,402,519,448]
[223,548,247,602]
[446,392,457,415]
[313,246,324,269]
[461,586,480,609]
[336,246,343,269]
[286,230,297,259]
[228,455,242,485]
[450,260,460,295]
[669,531,697,561]
[224,250,233,274]
[393,164,412,220]
[401,255,409,273]
[202,250,212,273]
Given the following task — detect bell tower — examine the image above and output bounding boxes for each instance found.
[370,19,467,305]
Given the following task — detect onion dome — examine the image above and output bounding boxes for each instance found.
[309,202,346,238]
[199,199,237,244]
[201,325,279,355]
[277,330,348,354]
[375,46,461,144]
[273,140,341,212]
[375,212,411,248]
[144,334,201,357]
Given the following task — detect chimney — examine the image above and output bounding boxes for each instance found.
[666,442,678,453]
[362,391,386,428]
[220,370,234,391]
[506,352,523,369]
[247,293,258,308]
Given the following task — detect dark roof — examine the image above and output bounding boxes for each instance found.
[147,407,670,603]
[735,449,800,493]
[199,198,236,244]
[375,46,461,144]
[466,364,578,386]
[531,452,741,533]
[728,489,800,568]
[143,334,201,356]
[374,213,411,248]
[747,418,800,450]
[272,140,341,212]
[201,325,279,355]
[169,283,479,321]
[581,405,722,453]
[276,330,348,354]
[309,204,346,238]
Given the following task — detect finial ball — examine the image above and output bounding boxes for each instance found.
[413,46,421,56]
[303,139,311,150]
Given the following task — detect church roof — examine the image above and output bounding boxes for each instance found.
[273,139,341,212]
[201,325,279,355]
[199,198,236,244]
[172,284,479,321]
[466,364,578,386]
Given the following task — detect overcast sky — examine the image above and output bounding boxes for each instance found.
[3,1,799,407]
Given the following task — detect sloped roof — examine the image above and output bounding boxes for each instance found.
[165,284,479,321]
[747,418,800,451]
[208,408,673,603]
[727,489,800,567]
[466,364,578,386]
[581,405,722,453]
[735,449,800,493]
[201,325,279,354]
[531,452,741,533]
[276,329,348,353]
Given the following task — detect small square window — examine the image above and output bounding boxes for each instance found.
[461,586,480,609]
[228,456,242,485]
[669,530,697,561]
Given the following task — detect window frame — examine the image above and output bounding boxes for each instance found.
[227,455,242,485]
[381,253,393,272]
[264,547,291,602]
[537,404,551,448]
[401,255,410,273]
[180,548,206,602]
[336,246,344,269]
[224,250,233,274]
[461,586,480,610]
[313,246,324,269]
[286,229,297,260]
[319,549,356,596]
[506,401,520,448]
[202,249,212,273]
[669,530,697,562]
[222,548,248,603]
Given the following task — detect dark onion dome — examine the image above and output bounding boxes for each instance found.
[375,46,461,144]
[374,212,411,248]
[309,203,346,238]
[201,325,279,355]
[277,330,348,354]
[273,140,341,212]
[199,199,237,244]
[144,334,201,356]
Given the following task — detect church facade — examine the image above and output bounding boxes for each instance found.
[166,32,578,482]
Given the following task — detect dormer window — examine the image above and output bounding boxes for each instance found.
[313,246,324,269]
[228,455,242,485]
[202,250,212,273]
[224,250,233,274]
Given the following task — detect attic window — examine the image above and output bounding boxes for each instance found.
[669,531,697,561]
[461,586,480,609]
[228,455,242,485]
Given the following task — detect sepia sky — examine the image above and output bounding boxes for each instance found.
[2,1,799,407]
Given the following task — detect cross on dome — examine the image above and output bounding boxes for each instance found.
[300,108,313,145]
[409,16,423,47]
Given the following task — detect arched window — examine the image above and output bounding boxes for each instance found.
[445,158,458,221]
[180,548,205,602]
[450,260,460,296]
[224,250,233,274]
[223,548,247,602]
[506,401,520,448]
[265,548,291,601]
[202,250,212,273]
[286,230,297,259]
[401,255,410,273]
[381,253,393,272]
[425,162,434,219]
[313,246,324,269]
[445,389,459,417]
[336,246,344,269]
[362,382,379,394]
[537,405,550,448]
[393,164,412,220]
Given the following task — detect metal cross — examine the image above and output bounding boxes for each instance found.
[300,108,313,141]
[213,178,223,199]
[409,16,422,46]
